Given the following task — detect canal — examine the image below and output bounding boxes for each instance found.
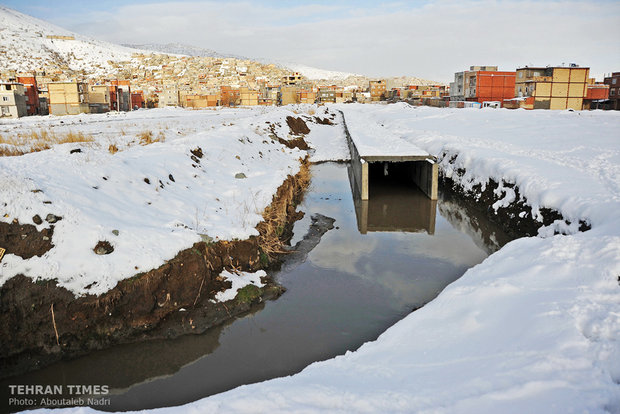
[2,162,512,412]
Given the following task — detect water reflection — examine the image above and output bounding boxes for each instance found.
[3,163,513,413]
[348,165,437,235]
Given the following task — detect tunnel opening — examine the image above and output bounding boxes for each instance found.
[368,161,420,193]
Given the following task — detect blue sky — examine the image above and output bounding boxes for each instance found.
[2,1,619,81]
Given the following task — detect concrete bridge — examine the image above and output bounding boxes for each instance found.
[339,110,438,201]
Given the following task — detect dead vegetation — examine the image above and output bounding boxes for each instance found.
[137,130,166,145]
[257,157,311,260]
[0,130,94,156]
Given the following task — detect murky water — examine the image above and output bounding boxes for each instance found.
[2,163,511,413]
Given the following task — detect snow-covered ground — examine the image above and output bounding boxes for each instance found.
[18,105,620,413]
[0,105,341,295]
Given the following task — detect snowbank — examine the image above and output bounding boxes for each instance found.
[0,106,342,296]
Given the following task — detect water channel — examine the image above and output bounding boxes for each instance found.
[2,162,512,413]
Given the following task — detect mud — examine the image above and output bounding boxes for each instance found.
[0,159,311,379]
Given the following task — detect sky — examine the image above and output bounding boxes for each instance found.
[2,0,619,82]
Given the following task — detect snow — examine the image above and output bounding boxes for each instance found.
[213,270,266,302]
[342,106,431,158]
[0,106,344,296]
[276,61,360,81]
[0,6,143,75]
[16,105,620,413]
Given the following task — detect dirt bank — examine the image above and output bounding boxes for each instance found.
[0,158,311,379]
[439,155,590,239]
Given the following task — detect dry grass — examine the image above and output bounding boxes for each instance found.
[138,130,165,146]
[257,157,311,260]
[0,129,94,157]
[108,144,119,154]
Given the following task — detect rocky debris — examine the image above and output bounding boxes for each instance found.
[45,214,61,224]
[32,215,42,225]
[69,148,82,154]
[93,240,114,255]
[190,147,203,159]
[235,173,247,179]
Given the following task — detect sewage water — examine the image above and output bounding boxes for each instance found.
[2,163,512,413]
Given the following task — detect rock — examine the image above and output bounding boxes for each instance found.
[45,214,61,224]
[32,215,42,225]
[112,230,120,236]
[70,148,82,154]
[200,234,213,243]
[93,241,114,255]
[235,173,247,179]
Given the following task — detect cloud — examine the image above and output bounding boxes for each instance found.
[52,0,620,82]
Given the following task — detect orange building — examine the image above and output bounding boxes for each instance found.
[16,75,40,115]
[465,70,515,105]
[131,90,145,109]
[220,86,240,106]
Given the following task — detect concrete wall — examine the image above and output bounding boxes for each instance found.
[410,160,438,200]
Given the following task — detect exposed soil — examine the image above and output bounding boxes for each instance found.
[286,116,310,135]
[439,157,590,239]
[267,117,311,151]
[0,221,54,259]
[0,158,311,379]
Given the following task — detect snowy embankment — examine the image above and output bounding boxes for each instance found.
[25,105,620,413]
[0,106,340,296]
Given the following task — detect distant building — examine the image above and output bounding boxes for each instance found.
[220,86,240,107]
[131,90,145,109]
[158,85,180,107]
[109,80,132,111]
[282,72,304,86]
[369,80,386,101]
[48,81,89,115]
[513,65,590,110]
[239,87,259,106]
[87,85,110,113]
[280,86,299,106]
[0,82,27,118]
[450,66,515,106]
[16,75,40,115]
[317,87,336,103]
[299,90,316,104]
[603,72,620,110]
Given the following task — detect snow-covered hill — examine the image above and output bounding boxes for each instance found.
[0,6,145,75]
[122,42,242,59]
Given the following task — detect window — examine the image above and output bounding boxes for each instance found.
[611,89,616,96]
[613,78,617,84]
[2,96,8,101]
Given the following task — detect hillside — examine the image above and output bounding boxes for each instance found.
[0,6,142,76]
[0,6,440,88]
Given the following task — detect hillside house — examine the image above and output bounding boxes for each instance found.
[108,80,131,111]
[48,82,89,115]
[369,80,386,101]
[16,75,40,115]
[0,82,27,118]
[87,85,110,113]
[158,85,180,107]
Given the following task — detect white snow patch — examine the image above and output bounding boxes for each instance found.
[213,270,266,302]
